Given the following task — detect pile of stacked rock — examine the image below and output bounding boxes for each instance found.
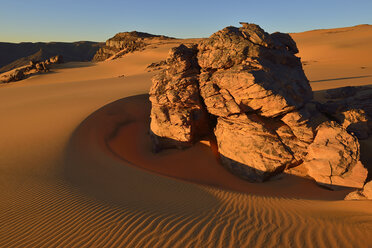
[149,23,371,192]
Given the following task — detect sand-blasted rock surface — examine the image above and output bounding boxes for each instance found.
[198,23,312,117]
[149,23,369,188]
[214,114,294,182]
[303,121,367,189]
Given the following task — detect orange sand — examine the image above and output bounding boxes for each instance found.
[0,27,371,247]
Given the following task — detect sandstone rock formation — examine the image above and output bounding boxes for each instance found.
[0,55,63,83]
[93,31,173,61]
[149,23,368,188]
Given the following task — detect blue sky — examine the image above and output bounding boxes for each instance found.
[0,0,371,42]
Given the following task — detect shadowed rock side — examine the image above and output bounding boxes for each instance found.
[149,23,368,189]
[93,31,174,61]
[320,86,372,139]
[0,55,64,83]
[149,44,211,151]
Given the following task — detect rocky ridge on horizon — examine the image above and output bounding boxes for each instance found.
[0,31,174,83]
[93,31,174,62]
[149,23,370,191]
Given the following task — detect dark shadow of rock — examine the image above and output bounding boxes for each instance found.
[63,94,220,210]
[319,85,372,140]
[310,75,371,83]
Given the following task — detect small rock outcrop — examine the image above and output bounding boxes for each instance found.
[146,60,167,72]
[0,55,63,83]
[93,31,173,61]
[149,23,368,188]
[345,181,372,200]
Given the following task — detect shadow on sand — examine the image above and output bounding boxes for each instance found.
[54,61,97,69]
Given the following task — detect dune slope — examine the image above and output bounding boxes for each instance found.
[291,24,372,91]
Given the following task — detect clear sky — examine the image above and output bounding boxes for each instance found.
[1,0,371,43]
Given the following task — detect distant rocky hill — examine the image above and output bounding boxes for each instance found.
[93,31,174,61]
[0,41,103,73]
[0,32,173,73]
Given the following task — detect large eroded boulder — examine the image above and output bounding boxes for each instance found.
[149,23,368,188]
[197,23,316,181]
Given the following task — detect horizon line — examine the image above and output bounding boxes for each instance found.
[1,23,370,44]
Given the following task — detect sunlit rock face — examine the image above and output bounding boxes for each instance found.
[149,23,367,188]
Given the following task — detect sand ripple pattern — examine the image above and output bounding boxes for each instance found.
[0,175,371,248]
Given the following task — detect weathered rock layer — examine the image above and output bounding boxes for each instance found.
[149,23,368,189]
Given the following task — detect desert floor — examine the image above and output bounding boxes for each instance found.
[0,26,371,247]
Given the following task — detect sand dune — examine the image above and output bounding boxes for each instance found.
[291,24,372,92]
[0,28,371,247]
